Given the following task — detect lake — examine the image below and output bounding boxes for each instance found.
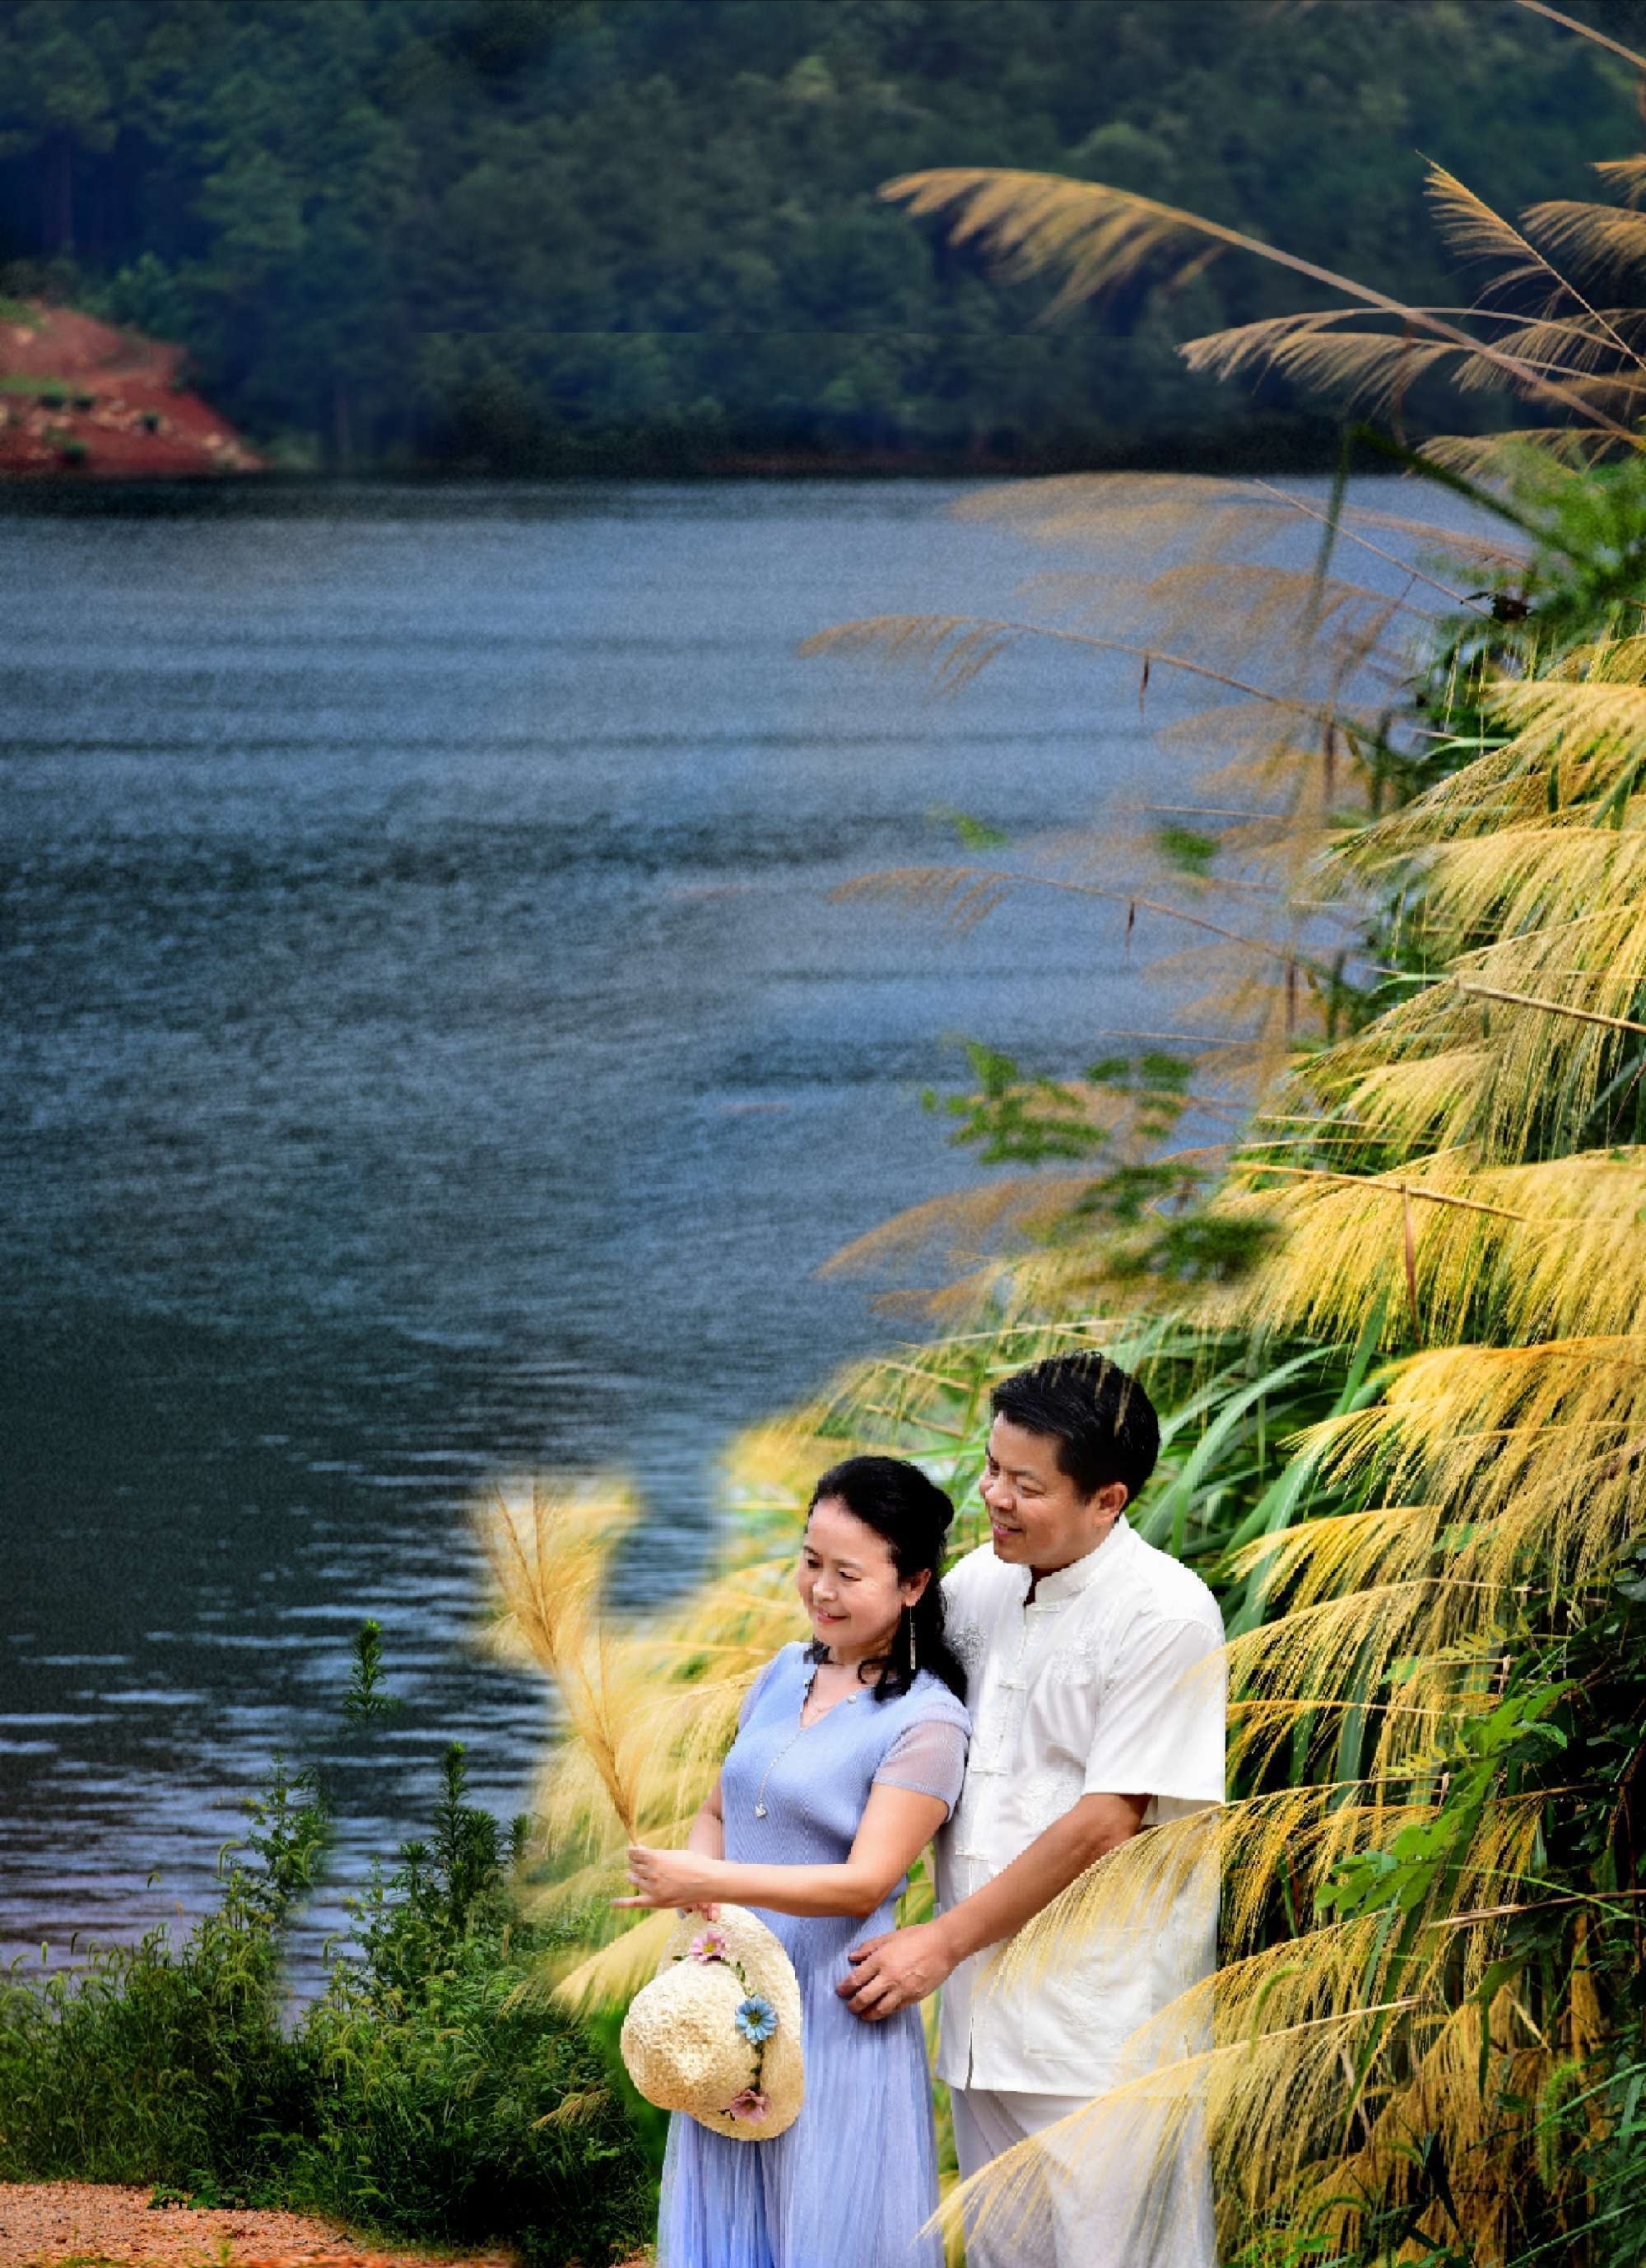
[0,474,1459,1992]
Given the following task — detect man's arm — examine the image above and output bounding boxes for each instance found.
[836,1788,1147,2019]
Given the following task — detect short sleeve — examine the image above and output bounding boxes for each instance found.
[1081,1611,1225,1813]
[872,1713,970,1820]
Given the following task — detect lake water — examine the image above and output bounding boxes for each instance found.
[0,475,1462,1994]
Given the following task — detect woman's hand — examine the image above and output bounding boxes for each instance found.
[613,1843,725,1912]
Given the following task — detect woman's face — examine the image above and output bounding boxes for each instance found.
[797,1496,930,1662]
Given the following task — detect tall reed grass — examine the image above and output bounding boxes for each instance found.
[504,15,1646,2257]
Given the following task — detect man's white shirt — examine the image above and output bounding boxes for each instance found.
[935,1513,1226,2094]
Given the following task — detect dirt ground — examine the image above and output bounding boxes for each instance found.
[0,2185,650,2268]
[0,304,263,478]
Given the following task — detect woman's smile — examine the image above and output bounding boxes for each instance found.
[797,1494,932,1668]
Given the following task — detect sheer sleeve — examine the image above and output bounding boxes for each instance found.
[872,1713,969,1820]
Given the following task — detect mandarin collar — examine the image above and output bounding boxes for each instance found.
[1018,1512,1133,1608]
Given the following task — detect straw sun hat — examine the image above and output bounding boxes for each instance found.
[620,1903,804,2140]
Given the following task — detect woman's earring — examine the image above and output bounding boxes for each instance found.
[906,1606,918,1675]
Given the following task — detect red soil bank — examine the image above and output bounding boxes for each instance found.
[0,303,263,479]
[0,2184,649,2267]
[0,2182,514,2265]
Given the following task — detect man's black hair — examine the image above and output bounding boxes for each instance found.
[989,1350,1160,1505]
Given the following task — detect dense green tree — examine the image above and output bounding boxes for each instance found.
[0,0,1637,469]
[0,0,120,255]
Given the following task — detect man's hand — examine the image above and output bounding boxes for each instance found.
[836,1917,957,2020]
[836,1795,1150,2022]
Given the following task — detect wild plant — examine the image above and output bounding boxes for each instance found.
[0,1756,325,2192]
[0,1639,653,2266]
[501,8,1646,2260]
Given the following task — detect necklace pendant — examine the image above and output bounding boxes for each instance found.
[755,1803,767,1818]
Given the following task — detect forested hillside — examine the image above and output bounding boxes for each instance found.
[0,0,1636,472]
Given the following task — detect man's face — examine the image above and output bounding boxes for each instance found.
[979,1413,1127,1573]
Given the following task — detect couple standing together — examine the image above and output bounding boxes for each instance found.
[619,1351,1225,2267]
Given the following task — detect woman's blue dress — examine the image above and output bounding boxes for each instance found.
[657,1640,971,2268]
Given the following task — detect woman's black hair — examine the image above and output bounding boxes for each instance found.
[804,1454,966,1703]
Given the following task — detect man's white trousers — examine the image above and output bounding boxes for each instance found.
[949,2084,1216,2268]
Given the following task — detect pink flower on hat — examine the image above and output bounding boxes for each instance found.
[688,1926,730,1964]
[727,2089,770,2122]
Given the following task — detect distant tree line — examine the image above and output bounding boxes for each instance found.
[0,0,1636,472]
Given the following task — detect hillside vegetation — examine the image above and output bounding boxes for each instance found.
[0,0,1636,471]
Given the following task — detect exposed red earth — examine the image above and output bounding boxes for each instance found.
[0,2185,652,2268]
[0,2184,519,2267]
[0,304,263,479]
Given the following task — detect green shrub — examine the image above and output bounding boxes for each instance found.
[0,1646,654,2268]
[0,1758,324,2195]
[291,1916,650,2264]
[284,1744,653,2265]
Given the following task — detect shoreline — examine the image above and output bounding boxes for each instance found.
[0,450,1430,511]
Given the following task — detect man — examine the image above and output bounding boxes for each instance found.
[838,1350,1225,2267]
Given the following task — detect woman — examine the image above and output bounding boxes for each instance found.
[618,1454,971,2268]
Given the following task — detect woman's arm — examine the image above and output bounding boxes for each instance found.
[684,1772,725,1863]
[616,1781,950,1921]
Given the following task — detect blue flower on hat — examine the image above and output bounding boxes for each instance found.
[734,1994,777,2044]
